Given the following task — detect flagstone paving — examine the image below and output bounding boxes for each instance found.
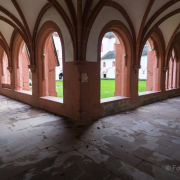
[0,95,180,180]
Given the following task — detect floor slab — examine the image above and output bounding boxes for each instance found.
[0,95,180,180]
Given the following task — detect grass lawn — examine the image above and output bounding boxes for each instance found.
[30,80,146,99]
[138,80,146,93]
[100,79,146,99]
[56,80,63,98]
[30,80,63,98]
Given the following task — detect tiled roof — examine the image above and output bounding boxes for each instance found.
[142,45,147,56]
[104,32,115,38]
[101,51,116,60]
[102,46,147,60]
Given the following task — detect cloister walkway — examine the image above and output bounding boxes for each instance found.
[0,95,180,180]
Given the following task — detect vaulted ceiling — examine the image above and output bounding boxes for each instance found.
[0,0,179,50]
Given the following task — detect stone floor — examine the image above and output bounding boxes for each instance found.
[0,95,180,180]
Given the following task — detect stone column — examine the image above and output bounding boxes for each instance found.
[173,60,177,88]
[114,44,123,96]
[170,59,174,88]
[166,69,169,90]
[177,61,180,88]
[7,67,13,89]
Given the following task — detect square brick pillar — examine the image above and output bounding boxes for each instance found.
[63,61,100,121]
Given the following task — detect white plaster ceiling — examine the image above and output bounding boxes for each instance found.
[86,6,132,62]
[56,0,72,24]
[145,1,180,39]
[17,0,47,36]
[0,21,14,46]
[0,0,22,23]
[0,0,179,51]
[38,7,73,62]
[146,0,169,23]
[0,12,19,28]
[159,13,180,47]
[113,0,149,39]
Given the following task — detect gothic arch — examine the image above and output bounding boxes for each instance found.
[98,20,134,97]
[140,29,165,92]
[35,20,65,97]
[11,31,30,91]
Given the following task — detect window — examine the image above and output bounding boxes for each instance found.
[101,43,103,52]
[139,38,161,93]
[38,32,63,98]
[113,43,116,51]
[103,62,106,67]
[112,61,115,67]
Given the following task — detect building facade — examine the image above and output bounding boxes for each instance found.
[101,33,148,80]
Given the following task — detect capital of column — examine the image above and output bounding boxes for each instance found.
[28,65,36,73]
[163,67,169,72]
[133,65,141,73]
[7,67,13,73]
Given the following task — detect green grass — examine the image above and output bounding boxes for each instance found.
[138,80,146,93]
[100,79,146,99]
[56,80,63,98]
[30,80,146,99]
[29,80,63,98]
[101,79,115,99]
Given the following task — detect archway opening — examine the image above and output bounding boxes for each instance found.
[52,32,63,98]
[17,42,31,92]
[166,49,179,90]
[100,32,116,99]
[139,38,160,94]
[138,42,147,93]
[100,30,129,99]
[0,51,10,89]
[38,31,63,98]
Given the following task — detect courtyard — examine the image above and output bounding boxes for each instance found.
[54,80,146,99]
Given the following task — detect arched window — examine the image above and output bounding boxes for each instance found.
[139,37,161,93]
[12,32,31,92]
[36,24,63,99]
[112,61,115,67]
[113,43,116,51]
[99,28,131,100]
[103,62,106,67]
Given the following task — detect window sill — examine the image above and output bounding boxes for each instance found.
[139,91,160,96]
[15,90,32,95]
[40,96,63,103]
[1,87,11,90]
[101,96,129,103]
[166,88,179,91]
